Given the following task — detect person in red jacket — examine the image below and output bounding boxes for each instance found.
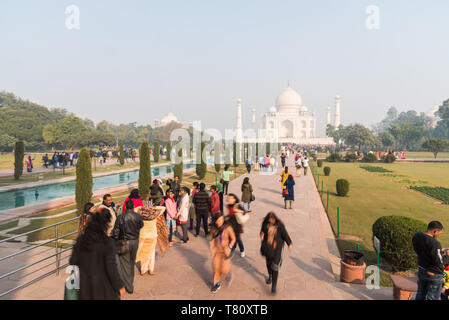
[210,185,221,222]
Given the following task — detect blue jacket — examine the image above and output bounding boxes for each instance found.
[284,179,295,201]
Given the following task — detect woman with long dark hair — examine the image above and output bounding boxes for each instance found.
[78,202,95,235]
[241,177,253,212]
[226,193,249,258]
[70,208,126,300]
[260,211,292,294]
[122,188,144,213]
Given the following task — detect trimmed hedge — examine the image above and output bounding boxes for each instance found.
[327,153,342,162]
[344,153,359,162]
[382,154,396,163]
[372,216,426,270]
[324,167,331,176]
[336,179,350,196]
[362,153,378,163]
[317,160,323,167]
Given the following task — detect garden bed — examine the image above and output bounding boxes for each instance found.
[410,186,449,204]
[360,166,393,173]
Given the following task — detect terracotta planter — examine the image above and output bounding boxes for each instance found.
[340,260,366,284]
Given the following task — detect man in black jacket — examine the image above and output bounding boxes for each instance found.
[412,221,447,300]
[193,183,211,237]
[112,200,143,294]
[167,176,181,201]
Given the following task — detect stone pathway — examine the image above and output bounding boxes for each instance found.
[3,157,392,300]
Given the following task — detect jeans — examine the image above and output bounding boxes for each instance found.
[416,267,443,300]
[166,219,176,242]
[243,202,251,211]
[223,181,229,195]
[232,233,245,253]
[195,210,209,236]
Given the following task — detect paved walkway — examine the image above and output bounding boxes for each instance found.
[4,157,392,300]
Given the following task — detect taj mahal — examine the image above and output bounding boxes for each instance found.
[235,85,340,146]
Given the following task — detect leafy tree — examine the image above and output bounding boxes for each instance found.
[87,130,115,147]
[344,124,380,149]
[138,141,152,200]
[154,141,160,163]
[389,122,427,150]
[119,142,125,166]
[14,141,24,180]
[196,141,207,179]
[174,146,183,182]
[378,131,395,149]
[0,134,16,151]
[326,124,346,145]
[75,148,92,215]
[434,99,449,139]
[422,138,449,159]
[166,142,172,161]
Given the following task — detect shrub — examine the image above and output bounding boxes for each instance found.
[166,142,172,161]
[154,142,160,163]
[327,153,341,162]
[336,179,350,196]
[382,154,396,163]
[119,142,125,166]
[75,148,93,215]
[324,167,331,176]
[14,141,24,180]
[138,141,152,200]
[372,216,426,270]
[362,153,378,163]
[196,141,207,179]
[317,160,323,167]
[174,147,183,182]
[344,153,359,162]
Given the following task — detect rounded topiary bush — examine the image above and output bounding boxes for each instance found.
[372,216,426,270]
[336,179,349,196]
[324,167,331,176]
[382,154,396,163]
[363,153,378,163]
[317,160,323,167]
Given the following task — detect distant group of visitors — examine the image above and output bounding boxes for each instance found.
[41,152,79,170]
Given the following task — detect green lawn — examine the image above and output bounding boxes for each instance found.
[311,161,449,284]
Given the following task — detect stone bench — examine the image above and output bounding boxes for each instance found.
[390,275,418,300]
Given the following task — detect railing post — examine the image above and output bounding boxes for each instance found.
[321,180,324,197]
[317,174,320,187]
[55,224,59,275]
[326,190,329,213]
[337,206,340,237]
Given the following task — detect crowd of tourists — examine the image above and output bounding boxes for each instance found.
[70,148,299,299]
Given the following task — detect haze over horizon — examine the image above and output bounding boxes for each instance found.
[1,0,448,137]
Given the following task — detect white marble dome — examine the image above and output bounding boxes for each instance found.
[160,112,180,125]
[275,86,303,112]
[269,106,277,113]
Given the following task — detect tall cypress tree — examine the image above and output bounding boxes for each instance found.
[166,142,172,161]
[119,142,125,166]
[75,148,93,215]
[174,146,183,182]
[214,142,221,173]
[196,141,207,179]
[14,141,24,180]
[138,141,152,200]
[154,141,160,163]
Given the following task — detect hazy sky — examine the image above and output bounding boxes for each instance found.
[1,0,448,136]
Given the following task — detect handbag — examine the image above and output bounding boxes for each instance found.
[282,189,288,197]
[250,194,255,202]
[64,266,80,300]
[116,217,129,255]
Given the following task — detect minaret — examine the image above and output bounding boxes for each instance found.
[236,98,243,143]
[326,106,331,125]
[334,95,341,128]
[251,108,256,130]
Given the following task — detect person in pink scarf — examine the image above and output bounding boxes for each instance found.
[164,189,177,247]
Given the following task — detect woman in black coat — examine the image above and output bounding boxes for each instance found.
[260,211,292,294]
[70,208,126,300]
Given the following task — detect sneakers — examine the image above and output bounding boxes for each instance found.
[211,282,221,293]
[240,251,245,258]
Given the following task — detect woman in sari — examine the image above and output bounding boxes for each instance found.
[78,202,95,235]
[136,205,166,276]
